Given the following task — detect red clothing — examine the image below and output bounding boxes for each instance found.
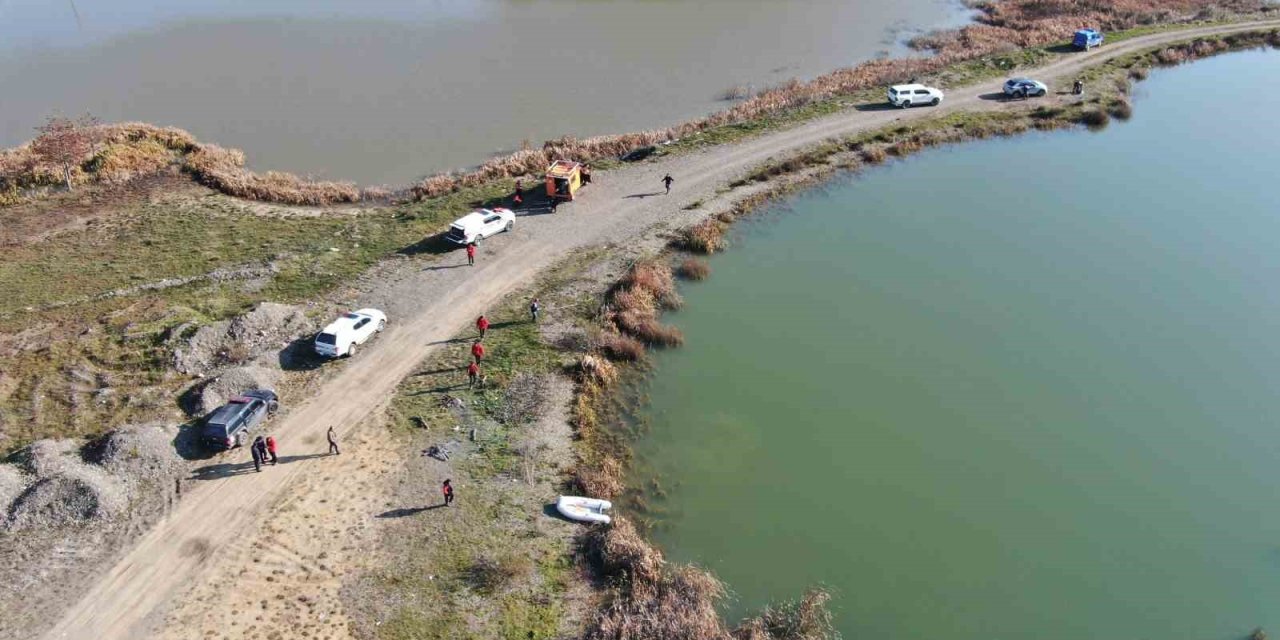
[476,316,489,331]
[471,343,485,358]
[265,436,277,453]
[442,484,453,497]
[466,244,476,258]
[467,363,479,376]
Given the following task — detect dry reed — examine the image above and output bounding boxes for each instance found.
[676,258,711,281]
[678,219,728,254]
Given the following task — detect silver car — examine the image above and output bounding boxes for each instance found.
[1003,77,1048,98]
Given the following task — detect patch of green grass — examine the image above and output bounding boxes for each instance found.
[498,597,562,640]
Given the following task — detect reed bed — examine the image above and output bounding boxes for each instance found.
[605,261,685,347]
[584,517,837,640]
[678,219,729,254]
[182,143,361,205]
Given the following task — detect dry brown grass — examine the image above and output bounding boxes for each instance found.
[182,144,361,205]
[1108,98,1135,120]
[606,261,686,347]
[596,333,646,362]
[578,354,620,386]
[678,219,729,254]
[576,454,625,499]
[676,258,711,281]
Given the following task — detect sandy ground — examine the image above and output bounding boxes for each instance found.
[35,20,1280,640]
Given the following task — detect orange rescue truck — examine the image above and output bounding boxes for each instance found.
[545,160,583,202]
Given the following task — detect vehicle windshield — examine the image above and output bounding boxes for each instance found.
[317,333,337,345]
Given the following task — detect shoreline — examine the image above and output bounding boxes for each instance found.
[4,12,1280,640]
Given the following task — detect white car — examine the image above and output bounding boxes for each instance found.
[887,84,944,109]
[444,208,515,245]
[314,308,386,358]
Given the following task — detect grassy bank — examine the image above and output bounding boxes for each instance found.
[0,178,516,452]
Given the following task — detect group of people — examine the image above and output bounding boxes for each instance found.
[465,299,540,389]
[249,434,277,472]
[249,426,341,472]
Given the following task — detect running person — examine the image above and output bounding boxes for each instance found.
[662,174,674,194]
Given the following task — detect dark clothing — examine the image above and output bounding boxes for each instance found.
[530,300,540,323]
[443,483,454,506]
[662,175,674,194]
[327,428,340,455]
[468,363,479,389]
[251,446,263,472]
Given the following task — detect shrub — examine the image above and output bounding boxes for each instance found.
[575,455,625,499]
[597,333,646,361]
[1129,66,1150,80]
[623,261,681,309]
[578,354,619,386]
[679,219,728,254]
[859,145,888,164]
[1108,99,1134,121]
[676,258,711,281]
[1080,109,1110,129]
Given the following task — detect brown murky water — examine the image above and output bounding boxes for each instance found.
[0,0,967,184]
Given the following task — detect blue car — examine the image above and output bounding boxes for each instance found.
[1073,29,1103,50]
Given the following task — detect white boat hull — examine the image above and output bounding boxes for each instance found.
[556,495,613,524]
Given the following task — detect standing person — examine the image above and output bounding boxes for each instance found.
[467,362,480,389]
[513,178,524,207]
[253,436,268,471]
[265,435,278,465]
[529,298,541,323]
[1073,78,1084,95]
[662,174,674,194]
[466,242,476,267]
[442,479,454,507]
[581,165,592,185]
[471,340,485,365]
[251,439,263,472]
[327,426,340,456]
[476,314,490,339]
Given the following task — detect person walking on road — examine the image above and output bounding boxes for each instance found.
[471,340,485,365]
[468,362,480,390]
[466,242,476,266]
[327,426,340,455]
[265,435,278,465]
[662,174,674,194]
[442,479,455,507]
[529,298,541,323]
[251,439,264,472]
[476,314,490,339]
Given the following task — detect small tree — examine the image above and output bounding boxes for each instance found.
[31,114,99,191]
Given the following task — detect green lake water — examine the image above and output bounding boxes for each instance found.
[624,49,1280,639]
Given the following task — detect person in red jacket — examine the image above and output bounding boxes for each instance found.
[476,314,489,339]
[467,362,480,389]
[442,479,454,506]
[466,242,476,266]
[265,435,278,465]
[471,341,485,365]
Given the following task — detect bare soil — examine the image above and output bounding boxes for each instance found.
[27,20,1280,640]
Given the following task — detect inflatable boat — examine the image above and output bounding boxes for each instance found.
[556,495,612,524]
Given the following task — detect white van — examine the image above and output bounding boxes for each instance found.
[887,84,944,108]
[314,308,386,358]
[444,208,515,245]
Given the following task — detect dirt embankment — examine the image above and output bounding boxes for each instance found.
[19,17,1280,640]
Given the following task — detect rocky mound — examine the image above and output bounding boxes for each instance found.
[191,365,281,416]
[172,302,312,375]
[0,465,29,520]
[90,422,183,487]
[5,449,126,532]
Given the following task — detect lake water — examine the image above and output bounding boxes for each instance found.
[624,49,1280,639]
[0,0,966,184]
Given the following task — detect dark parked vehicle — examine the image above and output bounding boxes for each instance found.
[1073,29,1103,50]
[200,389,279,450]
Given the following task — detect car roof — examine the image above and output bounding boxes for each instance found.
[1076,28,1098,34]
[322,309,380,334]
[890,84,931,91]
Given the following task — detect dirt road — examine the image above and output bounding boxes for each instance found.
[40,20,1280,639]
